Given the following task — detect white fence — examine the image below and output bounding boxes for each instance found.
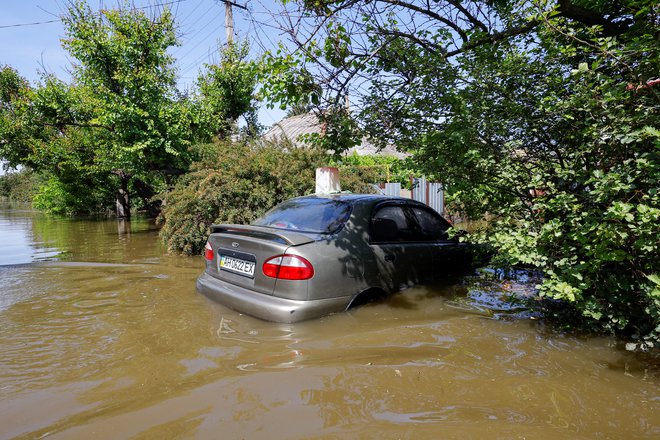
[376,177,444,214]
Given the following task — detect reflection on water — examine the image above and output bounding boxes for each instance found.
[0,207,658,439]
[0,206,59,265]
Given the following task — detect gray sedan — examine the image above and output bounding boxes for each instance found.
[196,194,483,322]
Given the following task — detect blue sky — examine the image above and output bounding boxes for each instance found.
[0,0,287,126]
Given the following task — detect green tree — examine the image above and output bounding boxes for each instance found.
[285,102,313,118]
[0,169,41,203]
[60,1,196,218]
[0,66,47,171]
[196,42,261,140]
[272,0,660,346]
[0,2,197,218]
[0,66,117,215]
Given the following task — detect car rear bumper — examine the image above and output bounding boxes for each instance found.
[196,272,353,323]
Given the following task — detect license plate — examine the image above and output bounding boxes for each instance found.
[219,255,255,278]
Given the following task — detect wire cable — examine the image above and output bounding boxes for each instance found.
[0,19,60,29]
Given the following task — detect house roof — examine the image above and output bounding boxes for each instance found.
[263,113,322,144]
[262,113,406,158]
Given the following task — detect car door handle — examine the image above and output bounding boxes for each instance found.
[384,254,396,262]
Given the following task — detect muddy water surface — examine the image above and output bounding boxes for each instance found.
[0,205,658,439]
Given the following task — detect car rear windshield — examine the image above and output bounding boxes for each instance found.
[252,198,352,234]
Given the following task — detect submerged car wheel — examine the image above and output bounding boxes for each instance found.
[348,288,389,310]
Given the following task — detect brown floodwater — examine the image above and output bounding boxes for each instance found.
[0,205,658,439]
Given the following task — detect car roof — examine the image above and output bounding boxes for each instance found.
[294,193,422,205]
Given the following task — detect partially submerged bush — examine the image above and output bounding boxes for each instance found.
[33,174,115,216]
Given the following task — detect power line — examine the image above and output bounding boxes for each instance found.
[0,19,60,29]
[0,0,190,30]
[178,1,251,78]
[215,0,247,11]
[178,1,246,75]
[173,4,222,55]
[180,47,216,77]
[177,0,206,27]
[37,5,60,19]
[3,0,285,87]
[128,0,191,11]
[175,9,225,61]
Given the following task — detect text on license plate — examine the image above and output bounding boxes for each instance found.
[219,255,255,277]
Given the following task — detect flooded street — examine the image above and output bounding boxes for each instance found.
[0,205,658,439]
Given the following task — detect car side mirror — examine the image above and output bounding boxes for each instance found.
[372,218,399,242]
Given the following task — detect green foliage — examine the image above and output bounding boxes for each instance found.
[0,3,267,217]
[334,165,379,194]
[195,42,261,139]
[286,102,314,118]
[0,169,40,203]
[33,174,115,216]
[1,2,199,217]
[259,46,322,110]
[442,5,658,346]
[0,66,50,171]
[284,0,660,345]
[158,140,326,254]
[324,21,351,68]
[61,1,194,176]
[259,41,365,156]
[0,65,27,104]
[331,152,416,189]
[300,108,361,156]
[159,139,377,254]
[439,4,659,347]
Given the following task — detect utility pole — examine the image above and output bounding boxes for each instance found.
[219,1,247,47]
[225,0,234,46]
[218,1,247,138]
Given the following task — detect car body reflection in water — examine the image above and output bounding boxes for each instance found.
[0,206,658,439]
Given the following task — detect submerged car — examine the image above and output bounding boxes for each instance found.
[197,194,485,323]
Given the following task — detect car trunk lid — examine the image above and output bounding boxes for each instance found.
[206,224,317,295]
[210,224,317,246]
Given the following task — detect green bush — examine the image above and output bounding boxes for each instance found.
[446,28,660,348]
[0,169,40,203]
[159,140,378,254]
[33,175,115,216]
[332,152,417,189]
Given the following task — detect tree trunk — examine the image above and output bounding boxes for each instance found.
[133,177,161,218]
[115,171,131,220]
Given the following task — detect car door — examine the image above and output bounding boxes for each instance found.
[368,204,430,291]
[408,205,471,276]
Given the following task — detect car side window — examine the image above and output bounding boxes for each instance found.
[371,205,414,242]
[410,207,450,241]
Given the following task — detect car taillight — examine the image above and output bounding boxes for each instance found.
[204,242,214,261]
[263,255,314,280]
